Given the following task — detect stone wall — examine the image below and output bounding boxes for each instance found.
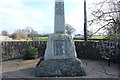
[75,41,120,60]
[1,41,47,61]
[1,41,120,61]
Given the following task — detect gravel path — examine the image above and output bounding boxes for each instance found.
[2,59,120,78]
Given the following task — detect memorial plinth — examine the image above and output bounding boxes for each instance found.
[45,34,77,60]
[36,0,86,77]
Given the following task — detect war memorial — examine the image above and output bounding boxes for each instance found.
[36,0,86,77]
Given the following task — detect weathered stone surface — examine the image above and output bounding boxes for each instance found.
[1,41,47,61]
[1,41,120,61]
[44,34,77,60]
[36,58,86,77]
[54,0,65,34]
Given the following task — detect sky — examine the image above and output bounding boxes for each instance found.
[0,0,105,34]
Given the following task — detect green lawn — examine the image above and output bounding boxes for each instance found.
[37,37,48,41]
[2,36,107,41]
[90,36,108,39]
[37,36,107,41]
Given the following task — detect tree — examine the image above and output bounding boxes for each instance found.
[10,29,28,40]
[88,0,120,41]
[2,30,9,36]
[11,27,39,40]
[65,24,75,35]
[25,27,39,40]
[88,30,94,38]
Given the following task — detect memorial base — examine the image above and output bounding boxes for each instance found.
[36,58,86,77]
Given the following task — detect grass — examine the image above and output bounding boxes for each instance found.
[74,40,84,41]
[37,36,107,41]
[36,37,48,41]
[90,36,108,39]
[0,36,108,42]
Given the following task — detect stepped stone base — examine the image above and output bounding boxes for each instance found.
[36,58,86,77]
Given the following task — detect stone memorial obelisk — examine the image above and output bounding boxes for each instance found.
[36,0,86,77]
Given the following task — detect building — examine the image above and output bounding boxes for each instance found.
[0,35,12,40]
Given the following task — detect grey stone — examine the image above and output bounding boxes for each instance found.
[54,0,65,34]
[36,58,86,77]
[37,0,86,77]
[2,41,119,61]
[44,34,77,60]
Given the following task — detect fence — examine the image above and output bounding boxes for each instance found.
[1,41,120,61]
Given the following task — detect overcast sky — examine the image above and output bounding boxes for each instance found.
[0,0,105,34]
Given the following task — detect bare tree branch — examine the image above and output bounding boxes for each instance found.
[88,0,120,38]
[89,22,114,36]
